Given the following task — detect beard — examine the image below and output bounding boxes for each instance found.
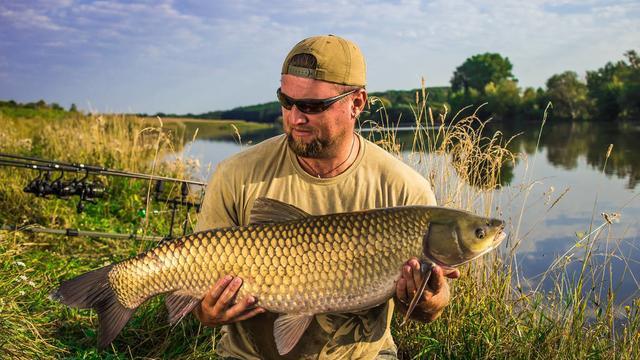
[286,132,331,158]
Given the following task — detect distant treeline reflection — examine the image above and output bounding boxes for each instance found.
[364,121,639,190]
[499,121,640,189]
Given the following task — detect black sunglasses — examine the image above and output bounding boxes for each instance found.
[276,87,358,114]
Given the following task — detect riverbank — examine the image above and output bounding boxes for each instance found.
[0,110,638,359]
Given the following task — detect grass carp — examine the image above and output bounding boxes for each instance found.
[52,198,506,354]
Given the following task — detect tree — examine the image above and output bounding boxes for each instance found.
[451,53,516,93]
[619,50,640,119]
[484,79,521,120]
[520,87,547,121]
[586,50,640,120]
[70,103,78,112]
[545,71,590,120]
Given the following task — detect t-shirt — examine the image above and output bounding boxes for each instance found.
[195,133,436,359]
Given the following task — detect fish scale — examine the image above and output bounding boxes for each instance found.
[52,197,505,354]
[108,206,427,313]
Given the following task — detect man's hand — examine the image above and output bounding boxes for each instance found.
[395,258,460,322]
[193,275,266,327]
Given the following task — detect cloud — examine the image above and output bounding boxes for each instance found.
[0,0,638,113]
[0,6,68,31]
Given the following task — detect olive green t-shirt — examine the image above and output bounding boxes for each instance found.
[195,133,436,360]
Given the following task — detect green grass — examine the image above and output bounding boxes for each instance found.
[142,117,274,142]
[1,105,639,359]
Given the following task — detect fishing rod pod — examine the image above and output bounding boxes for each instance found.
[1,152,207,239]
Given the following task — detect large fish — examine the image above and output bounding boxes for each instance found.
[52,198,506,354]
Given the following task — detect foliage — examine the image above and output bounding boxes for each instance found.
[545,71,591,120]
[366,86,450,125]
[450,53,516,93]
[141,87,452,127]
[449,80,523,121]
[519,86,548,120]
[143,100,283,125]
[587,50,640,121]
[129,49,640,124]
[444,49,639,122]
[0,99,73,121]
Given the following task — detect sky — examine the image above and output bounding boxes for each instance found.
[0,0,638,114]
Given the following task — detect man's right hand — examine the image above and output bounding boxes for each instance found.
[193,275,266,327]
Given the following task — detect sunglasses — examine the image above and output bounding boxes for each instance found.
[276,87,358,114]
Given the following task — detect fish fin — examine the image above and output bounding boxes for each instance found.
[249,198,311,224]
[50,265,136,349]
[165,292,201,325]
[401,263,433,326]
[273,314,314,355]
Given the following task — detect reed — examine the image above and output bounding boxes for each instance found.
[371,83,639,359]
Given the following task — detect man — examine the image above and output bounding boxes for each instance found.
[194,35,459,359]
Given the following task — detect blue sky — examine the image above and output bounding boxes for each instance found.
[0,0,638,114]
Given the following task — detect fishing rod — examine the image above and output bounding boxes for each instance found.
[0,152,208,239]
[0,152,207,185]
[1,224,165,242]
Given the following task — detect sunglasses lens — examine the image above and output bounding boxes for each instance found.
[277,90,293,110]
[297,102,325,114]
[276,88,355,114]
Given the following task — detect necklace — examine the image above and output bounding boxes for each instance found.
[298,135,357,178]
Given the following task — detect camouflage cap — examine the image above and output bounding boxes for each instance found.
[281,35,366,87]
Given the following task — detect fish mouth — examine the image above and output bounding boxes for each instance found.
[493,231,507,246]
[452,230,506,267]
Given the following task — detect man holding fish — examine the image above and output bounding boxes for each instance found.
[194,35,461,359]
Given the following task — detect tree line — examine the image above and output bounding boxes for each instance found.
[4,49,637,125]
[447,50,639,122]
[143,49,638,125]
[0,100,79,120]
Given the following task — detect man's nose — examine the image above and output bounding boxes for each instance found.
[287,105,308,125]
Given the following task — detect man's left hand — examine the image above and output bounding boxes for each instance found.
[395,258,460,322]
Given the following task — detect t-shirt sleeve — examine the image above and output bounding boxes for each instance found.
[195,161,240,231]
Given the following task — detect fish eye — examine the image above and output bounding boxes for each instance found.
[475,228,486,239]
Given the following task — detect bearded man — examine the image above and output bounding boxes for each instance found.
[194,34,459,360]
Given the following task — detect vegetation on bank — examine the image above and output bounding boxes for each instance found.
[5,50,637,127]
[0,100,79,121]
[448,50,640,122]
[131,50,639,125]
[1,102,638,359]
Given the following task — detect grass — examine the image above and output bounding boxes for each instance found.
[1,102,639,359]
[141,117,274,142]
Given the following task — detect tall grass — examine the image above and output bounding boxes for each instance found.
[1,101,638,359]
[0,113,217,359]
[364,83,639,359]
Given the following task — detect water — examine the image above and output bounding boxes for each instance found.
[176,121,640,308]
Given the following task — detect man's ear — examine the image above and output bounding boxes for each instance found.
[352,90,367,117]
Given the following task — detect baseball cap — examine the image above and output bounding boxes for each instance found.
[281,35,366,87]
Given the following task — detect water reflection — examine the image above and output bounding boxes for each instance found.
[494,121,640,189]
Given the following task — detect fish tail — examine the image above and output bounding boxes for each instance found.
[50,265,135,349]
